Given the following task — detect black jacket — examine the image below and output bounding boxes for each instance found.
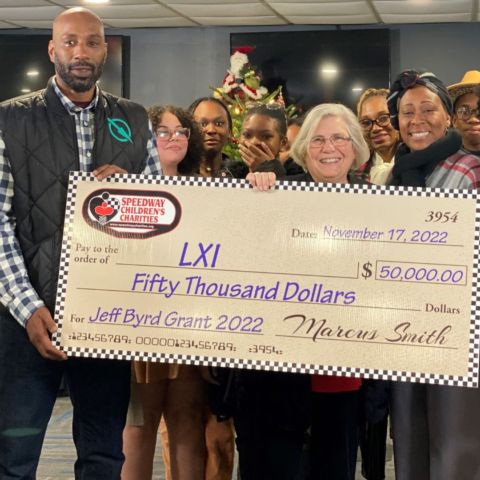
[0,79,150,312]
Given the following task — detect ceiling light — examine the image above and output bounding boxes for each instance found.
[20,89,31,93]
[320,64,338,79]
[352,86,363,92]
[84,0,110,4]
[26,70,39,77]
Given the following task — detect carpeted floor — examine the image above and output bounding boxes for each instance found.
[37,397,166,480]
[38,397,395,479]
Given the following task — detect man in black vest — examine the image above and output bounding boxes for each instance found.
[0,8,161,479]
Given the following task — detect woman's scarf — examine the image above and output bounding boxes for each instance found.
[389,129,462,187]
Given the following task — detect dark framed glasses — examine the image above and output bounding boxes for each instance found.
[156,127,190,141]
[455,106,480,121]
[359,113,391,131]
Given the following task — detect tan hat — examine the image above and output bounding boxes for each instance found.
[448,70,480,106]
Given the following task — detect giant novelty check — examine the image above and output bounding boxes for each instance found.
[54,173,480,386]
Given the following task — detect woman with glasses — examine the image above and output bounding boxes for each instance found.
[387,69,480,480]
[356,88,400,185]
[355,88,398,480]
[287,103,370,480]
[122,105,206,480]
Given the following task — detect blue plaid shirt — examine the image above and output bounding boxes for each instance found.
[0,78,161,327]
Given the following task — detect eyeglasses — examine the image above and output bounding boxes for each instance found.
[310,134,352,149]
[156,127,190,141]
[455,106,480,121]
[359,114,391,131]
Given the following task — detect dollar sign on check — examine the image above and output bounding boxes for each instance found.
[362,262,373,279]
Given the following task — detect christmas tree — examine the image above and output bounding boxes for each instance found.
[212,47,296,161]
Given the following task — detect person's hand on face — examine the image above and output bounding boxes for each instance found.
[239,140,276,172]
[240,113,286,172]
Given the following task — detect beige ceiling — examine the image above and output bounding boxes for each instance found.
[0,0,478,29]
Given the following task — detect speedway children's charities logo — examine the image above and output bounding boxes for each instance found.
[82,189,181,238]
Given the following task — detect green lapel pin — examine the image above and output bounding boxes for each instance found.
[107,117,133,143]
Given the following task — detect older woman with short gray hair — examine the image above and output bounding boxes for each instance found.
[290,103,369,184]
[287,103,369,480]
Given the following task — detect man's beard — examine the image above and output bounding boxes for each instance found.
[54,55,105,93]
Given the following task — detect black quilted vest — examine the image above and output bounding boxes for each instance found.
[0,79,150,312]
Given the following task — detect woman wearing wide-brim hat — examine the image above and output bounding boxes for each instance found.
[387,69,480,480]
